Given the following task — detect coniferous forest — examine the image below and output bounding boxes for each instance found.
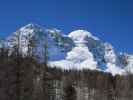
[1,47,133,100]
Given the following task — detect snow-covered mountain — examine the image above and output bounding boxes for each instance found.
[3,23,133,75]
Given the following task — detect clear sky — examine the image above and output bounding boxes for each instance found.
[0,0,133,53]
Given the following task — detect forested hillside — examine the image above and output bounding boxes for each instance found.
[0,48,133,100]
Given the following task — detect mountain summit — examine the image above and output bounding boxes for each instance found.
[3,23,133,75]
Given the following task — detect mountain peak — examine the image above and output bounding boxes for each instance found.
[19,23,44,32]
[68,30,99,44]
[24,23,41,28]
[4,24,133,75]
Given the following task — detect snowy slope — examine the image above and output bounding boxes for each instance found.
[4,24,133,75]
[6,24,74,61]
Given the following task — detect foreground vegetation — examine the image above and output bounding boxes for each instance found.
[0,48,133,100]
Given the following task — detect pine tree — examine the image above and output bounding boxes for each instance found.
[44,32,48,65]
[8,31,22,100]
[63,76,76,100]
[26,33,37,57]
[8,31,21,57]
[0,38,6,59]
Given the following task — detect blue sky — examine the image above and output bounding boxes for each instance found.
[0,0,133,53]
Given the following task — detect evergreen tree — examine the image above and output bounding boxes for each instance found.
[44,32,48,65]
[63,76,76,100]
[25,33,37,57]
[8,31,21,57]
